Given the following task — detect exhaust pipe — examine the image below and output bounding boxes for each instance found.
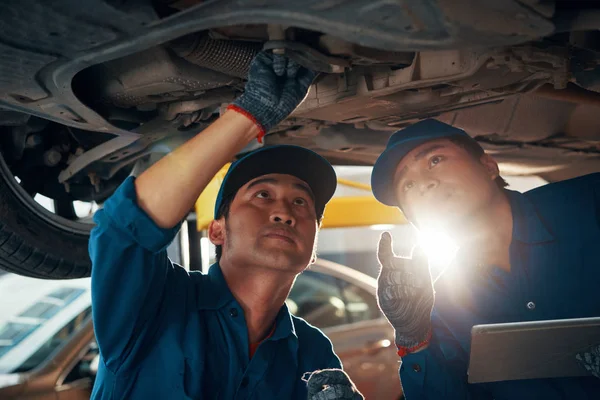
[171,34,262,78]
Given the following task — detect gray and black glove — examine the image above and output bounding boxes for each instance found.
[576,344,600,379]
[230,51,316,136]
[377,232,434,353]
[304,369,364,400]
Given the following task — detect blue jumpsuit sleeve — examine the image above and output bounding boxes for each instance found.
[317,326,343,369]
[398,312,492,400]
[326,353,343,369]
[89,176,189,373]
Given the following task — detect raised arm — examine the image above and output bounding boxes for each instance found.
[90,51,315,373]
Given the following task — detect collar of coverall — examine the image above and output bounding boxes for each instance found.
[195,263,300,344]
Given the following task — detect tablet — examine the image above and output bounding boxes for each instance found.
[468,317,600,384]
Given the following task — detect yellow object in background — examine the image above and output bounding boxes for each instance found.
[195,164,231,232]
[195,164,406,231]
[321,195,406,228]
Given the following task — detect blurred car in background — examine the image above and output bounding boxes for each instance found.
[0,259,402,399]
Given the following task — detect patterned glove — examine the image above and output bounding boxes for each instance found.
[229,51,316,140]
[303,369,364,400]
[576,344,600,379]
[376,232,434,353]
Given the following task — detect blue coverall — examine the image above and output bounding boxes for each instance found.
[88,176,341,400]
[400,173,600,399]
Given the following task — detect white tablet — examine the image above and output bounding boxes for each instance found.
[468,317,600,384]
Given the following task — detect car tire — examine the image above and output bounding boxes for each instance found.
[0,150,92,279]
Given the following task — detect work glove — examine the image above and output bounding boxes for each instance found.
[576,344,600,379]
[376,232,434,353]
[230,51,316,136]
[303,369,364,400]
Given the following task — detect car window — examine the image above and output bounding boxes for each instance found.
[13,306,92,373]
[339,280,381,324]
[0,274,91,374]
[18,288,85,320]
[287,270,347,329]
[0,323,38,358]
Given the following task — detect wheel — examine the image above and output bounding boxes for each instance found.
[0,146,93,279]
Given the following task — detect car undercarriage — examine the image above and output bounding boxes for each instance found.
[1,0,600,278]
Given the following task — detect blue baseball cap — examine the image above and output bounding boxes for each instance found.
[214,145,337,219]
[371,119,478,207]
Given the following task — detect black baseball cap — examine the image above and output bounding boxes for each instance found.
[214,145,337,219]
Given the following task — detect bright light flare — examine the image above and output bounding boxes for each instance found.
[417,229,459,268]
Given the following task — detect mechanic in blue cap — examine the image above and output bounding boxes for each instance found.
[88,51,362,400]
[370,119,600,399]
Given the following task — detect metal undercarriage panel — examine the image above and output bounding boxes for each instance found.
[0,0,553,135]
[0,0,599,187]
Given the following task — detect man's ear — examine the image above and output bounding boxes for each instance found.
[208,219,225,246]
[479,153,500,181]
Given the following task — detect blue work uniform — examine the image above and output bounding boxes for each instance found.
[88,176,341,400]
[400,173,600,399]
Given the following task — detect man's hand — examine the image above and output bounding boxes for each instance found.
[303,369,364,400]
[576,344,600,379]
[231,51,316,134]
[377,232,434,350]
[135,53,314,229]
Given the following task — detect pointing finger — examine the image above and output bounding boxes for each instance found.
[377,232,395,266]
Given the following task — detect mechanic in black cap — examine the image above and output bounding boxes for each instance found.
[88,51,362,400]
[371,119,600,399]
